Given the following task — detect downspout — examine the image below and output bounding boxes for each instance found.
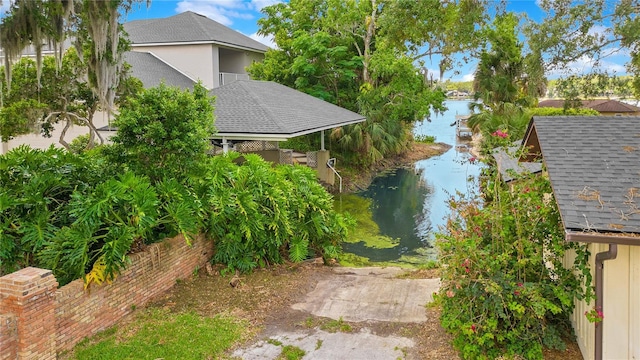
[594,244,617,360]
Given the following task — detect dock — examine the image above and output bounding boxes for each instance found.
[455,115,473,140]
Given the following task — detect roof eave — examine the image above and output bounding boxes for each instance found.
[213,117,366,142]
[131,41,267,53]
[566,230,640,245]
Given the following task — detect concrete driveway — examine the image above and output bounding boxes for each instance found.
[232,267,440,359]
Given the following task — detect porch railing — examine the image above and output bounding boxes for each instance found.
[219,72,250,86]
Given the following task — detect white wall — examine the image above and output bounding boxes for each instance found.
[0,111,113,155]
[566,243,640,360]
[133,44,215,88]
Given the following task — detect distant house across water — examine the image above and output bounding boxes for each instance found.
[538,99,640,116]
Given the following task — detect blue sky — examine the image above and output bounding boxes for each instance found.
[1,0,629,81]
[125,0,630,81]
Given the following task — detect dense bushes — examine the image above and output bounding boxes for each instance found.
[0,83,351,284]
[205,154,352,273]
[436,163,592,359]
[105,83,215,183]
[0,146,103,276]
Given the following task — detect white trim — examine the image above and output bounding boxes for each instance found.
[131,41,267,54]
[211,117,366,141]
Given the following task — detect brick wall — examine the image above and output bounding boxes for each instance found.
[0,234,213,359]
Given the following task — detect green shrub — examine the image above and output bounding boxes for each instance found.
[0,84,352,285]
[414,134,436,144]
[0,146,103,276]
[204,153,353,273]
[436,168,591,359]
[68,134,91,154]
[106,82,215,183]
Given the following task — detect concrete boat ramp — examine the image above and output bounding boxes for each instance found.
[233,267,441,360]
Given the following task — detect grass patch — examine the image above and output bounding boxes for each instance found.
[320,317,352,333]
[267,338,283,346]
[277,345,306,360]
[414,134,436,144]
[72,308,247,359]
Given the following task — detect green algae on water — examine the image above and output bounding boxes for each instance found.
[334,194,399,249]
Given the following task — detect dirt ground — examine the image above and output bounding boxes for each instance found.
[147,262,583,360]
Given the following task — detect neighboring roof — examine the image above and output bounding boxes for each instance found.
[210,80,366,140]
[522,116,640,243]
[492,141,543,182]
[538,99,640,113]
[124,51,197,90]
[124,11,269,53]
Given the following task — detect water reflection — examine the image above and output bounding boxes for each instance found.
[338,101,481,265]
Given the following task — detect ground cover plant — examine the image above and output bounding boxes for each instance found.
[71,308,247,360]
[436,146,592,359]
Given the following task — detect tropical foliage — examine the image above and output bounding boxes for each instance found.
[0,0,147,112]
[526,0,640,98]
[0,48,142,149]
[0,84,352,285]
[468,13,547,139]
[470,106,599,156]
[437,160,592,359]
[105,82,214,183]
[249,0,489,166]
[205,154,352,273]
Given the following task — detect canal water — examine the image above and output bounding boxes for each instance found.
[336,100,481,266]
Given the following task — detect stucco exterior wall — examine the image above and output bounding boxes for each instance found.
[565,243,640,360]
[244,51,265,68]
[0,111,112,155]
[219,48,247,73]
[133,44,215,88]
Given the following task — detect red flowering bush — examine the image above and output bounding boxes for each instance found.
[436,169,592,359]
[491,129,509,138]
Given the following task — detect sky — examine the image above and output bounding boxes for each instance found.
[1,0,631,82]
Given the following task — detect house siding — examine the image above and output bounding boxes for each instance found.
[566,244,640,360]
[0,111,112,155]
[132,44,215,88]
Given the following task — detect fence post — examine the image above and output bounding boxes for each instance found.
[0,267,58,360]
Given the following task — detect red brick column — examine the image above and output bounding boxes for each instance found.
[0,313,17,360]
[0,267,58,360]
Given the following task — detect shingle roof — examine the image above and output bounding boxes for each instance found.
[124,11,269,52]
[538,99,640,113]
[523,116,640,235]
[210,80,366,137]
[492,142,543,182]
[124,51,196,90]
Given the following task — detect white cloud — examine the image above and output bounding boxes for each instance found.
[461,73,475,82]
[548,54,627,78]
[588,25,610,37]
[248,31,275,48]
[250,0,282,11]
[176,0,255,26]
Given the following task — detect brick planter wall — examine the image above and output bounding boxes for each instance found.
[0,234,213,359]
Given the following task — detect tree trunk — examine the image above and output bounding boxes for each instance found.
[362,0,377,85]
